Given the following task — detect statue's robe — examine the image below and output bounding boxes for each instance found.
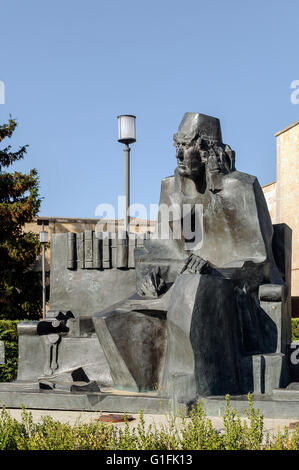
[93,169,283,396]
[135,168,282,289]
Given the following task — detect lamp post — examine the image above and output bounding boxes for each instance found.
[37,218,49,319]
[117,115,136,233]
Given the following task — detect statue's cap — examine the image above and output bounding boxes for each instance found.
[175,112,222,144]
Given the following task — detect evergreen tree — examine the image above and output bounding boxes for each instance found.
[0,117,42,319]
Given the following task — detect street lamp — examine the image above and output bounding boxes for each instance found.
[37,218,49,318]
[117,115,136,233]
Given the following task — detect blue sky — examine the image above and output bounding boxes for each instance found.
[0,0,298,219]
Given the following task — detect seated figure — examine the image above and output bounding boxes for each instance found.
[93,113,290,402]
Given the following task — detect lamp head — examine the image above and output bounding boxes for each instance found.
[117,115,136,144]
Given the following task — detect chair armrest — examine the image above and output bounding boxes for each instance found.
[17,321,38,336]
[258,284,285,302]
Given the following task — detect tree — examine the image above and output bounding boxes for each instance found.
[0,117,42,319]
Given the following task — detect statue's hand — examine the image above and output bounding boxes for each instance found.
[137,266,166,297]
[182,254,209,274]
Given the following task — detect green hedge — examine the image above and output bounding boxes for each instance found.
[0,320,19,382]
[292,318,299,342]
[0,318,299,384]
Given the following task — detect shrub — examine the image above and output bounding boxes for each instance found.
[0,320,20,382]
[0,396,298,450]
[292,318,299,342]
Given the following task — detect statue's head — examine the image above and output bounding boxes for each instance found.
[173,113,235,181]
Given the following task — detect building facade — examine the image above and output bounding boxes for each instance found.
[263,120,299,315]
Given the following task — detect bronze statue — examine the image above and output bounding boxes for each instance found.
[1,113,292,414]
[93,113,289,399]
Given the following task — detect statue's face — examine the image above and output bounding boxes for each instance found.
[175,138,205,179]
